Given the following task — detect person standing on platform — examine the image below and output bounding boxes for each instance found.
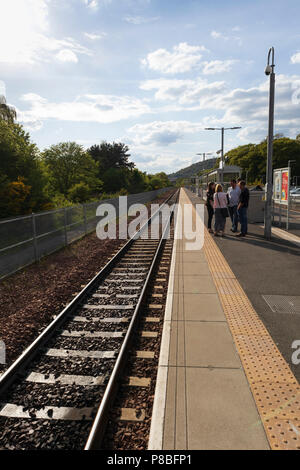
[206,182,215,233]
[236,180,250,237]
[227,179,241,233]
[213,184,228,237]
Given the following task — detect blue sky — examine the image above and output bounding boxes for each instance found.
[1,0,300,173]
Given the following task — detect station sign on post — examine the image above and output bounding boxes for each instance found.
[273,167,290,229]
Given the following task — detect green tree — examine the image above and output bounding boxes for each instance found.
[68,182,92,203]
[101,167,129,193]
[42,142,102,197]
[154,172,170,187]
[127,168,148,194]
[225,138,300,183]
[0,177,31,217]
[0,120,49,217]
[0,95,17,123]
[88,141,134,175]
[146,172,171,190]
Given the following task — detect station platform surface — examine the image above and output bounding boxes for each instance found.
[149,188,300,451]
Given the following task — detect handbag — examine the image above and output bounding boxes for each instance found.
[217,193,229,218]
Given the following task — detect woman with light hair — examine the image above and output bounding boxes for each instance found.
[213,184,228,236]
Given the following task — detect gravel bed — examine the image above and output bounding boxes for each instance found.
[104,421,151,451]
[135,338,158,350]
[46,336,123,351]
[30,356,116,377]
[106,273,147,280]
[0,417,92,450]
[79,309,135,319]
[85,297,136,306]
[103,214,175,450]
[0,190,174,374]
[65,321,127,332]
[0,190,176,449]
[125,361,157,378]
[0,236,124,373]
[98,282,144,291]
[3,381,105,409]
[95,287,143,295]
[139,322,161,332]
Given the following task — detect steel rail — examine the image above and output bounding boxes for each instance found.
[0,190,177,398]
[84,190,179,450]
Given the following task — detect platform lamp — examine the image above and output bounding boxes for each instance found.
[196,152,213,162]
[205,127,242,184]
[264,47,275,240]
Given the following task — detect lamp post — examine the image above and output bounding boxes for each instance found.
[264,47,275,240]
[196,152,213,162]
[205,127,241,184]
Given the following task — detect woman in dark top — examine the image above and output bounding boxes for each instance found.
[206,182,215,233]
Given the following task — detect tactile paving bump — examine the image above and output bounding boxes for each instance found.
[193,199,300,450]
[264,418,300,450]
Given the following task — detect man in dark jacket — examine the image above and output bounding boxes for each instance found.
[236,181,249,237]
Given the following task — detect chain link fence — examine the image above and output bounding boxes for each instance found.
[0,188,172,280]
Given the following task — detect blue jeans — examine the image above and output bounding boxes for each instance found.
[228,205,238,232]
[237,206,248,235]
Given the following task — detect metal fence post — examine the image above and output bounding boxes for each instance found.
[64,208,68,246]
[279,203,281,227]
[83,204,87,234]
[32,213,38,262]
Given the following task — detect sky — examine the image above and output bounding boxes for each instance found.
[1,0,300,174]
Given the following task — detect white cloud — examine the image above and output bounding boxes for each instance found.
[83,0,112,10]
[211,30,228,40]
[123,15,160,25]
[0,80,6,96]
[140,78,226,106]
[56,49,78,63]
[211,29,242,45]
[0,0,91,65]
[201,74,300,141]
[128,120,203,146]
[291,52,300,64]
[83,0,99,9]
[140,74,300,144]
[202,60,236,75]
[84,32,107,40]
[18,93,151,130]
[141,42,208,74]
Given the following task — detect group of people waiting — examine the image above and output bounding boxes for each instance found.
[206,178,250,237]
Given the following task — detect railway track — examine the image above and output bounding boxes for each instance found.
[0,190,178,450]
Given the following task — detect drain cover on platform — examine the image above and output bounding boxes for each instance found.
[262,295,300,314]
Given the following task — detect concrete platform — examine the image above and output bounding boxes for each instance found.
[149,188,270,450]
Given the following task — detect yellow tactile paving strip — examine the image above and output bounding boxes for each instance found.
[184,189,300,450]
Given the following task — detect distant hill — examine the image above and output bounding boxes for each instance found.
[168,157,218,180]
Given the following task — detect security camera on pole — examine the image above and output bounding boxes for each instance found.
[264,47,275,240]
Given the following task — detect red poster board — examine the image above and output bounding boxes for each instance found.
[281,171,289,202]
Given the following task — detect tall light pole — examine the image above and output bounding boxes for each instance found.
[196,152,213,162]
[264,47,275,240]
[205,127,241,184]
